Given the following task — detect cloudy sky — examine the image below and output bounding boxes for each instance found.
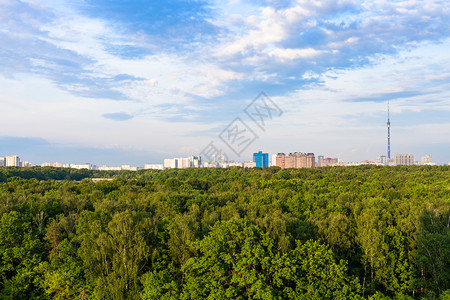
[1,0,449,165]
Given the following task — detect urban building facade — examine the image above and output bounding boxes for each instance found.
[202,161,256,168]
[164,156,201,169]
[253,151,269,168]
[243,161,257,168]
[6,155,20,167]
[0,157,5,167]
[317,155,324,167]
[271,154,277,166]
[375,155,387,165]
[394,153,414,166]
[275,152,315,169]
[421,155,432,165]
[320,157,338,167]
[20,161,32,167]
[144,164,164,170]
[70,163,94,170]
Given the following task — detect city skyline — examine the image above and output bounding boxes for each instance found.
[1,1,450,165]
[1,151,442,170]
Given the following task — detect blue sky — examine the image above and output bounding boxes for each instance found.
[1,0,449,165]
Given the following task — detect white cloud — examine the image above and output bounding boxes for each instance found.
[1,0,450,164]
[270,47,323,61]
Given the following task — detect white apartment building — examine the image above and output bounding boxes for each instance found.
[20,161,32,167]
[144,164,164,170]
[0,157,5,167]
[421,155,433,165]
[202,161,257,168]
[394,153,415,166]
[6,155,20,167]
[220,162,244,168]
[164,156,201,169]
[121,165,139,171]
[375,156,387,165]
[243,161,256,168]
[202,161,219,168]
[164,158,178,169]
[271,154,277,166]
[97,166,123,171]
[70,163,93,170]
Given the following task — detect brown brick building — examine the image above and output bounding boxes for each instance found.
[320,157,338,167]
[275,152,315,169]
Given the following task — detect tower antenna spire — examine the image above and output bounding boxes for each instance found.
[387,100,391,161]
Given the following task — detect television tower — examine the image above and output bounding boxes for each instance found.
[387,100,391,160]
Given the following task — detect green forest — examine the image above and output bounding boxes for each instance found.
[0,165,448,299]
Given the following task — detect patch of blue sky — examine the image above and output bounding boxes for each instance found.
[390,110,450,127]
[103,44,150,60]
[347,91,426,103]
[75,0,219,47]
[245,0,294,9]
[66,86,128,101]
[102,112,134,121]
[347,109,450,128]
[0,136,165,165]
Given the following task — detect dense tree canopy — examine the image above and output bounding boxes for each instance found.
[0,165,448,299]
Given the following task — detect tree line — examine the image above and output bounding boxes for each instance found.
[0,165,448,299]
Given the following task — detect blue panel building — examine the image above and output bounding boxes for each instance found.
[253,151,269,168]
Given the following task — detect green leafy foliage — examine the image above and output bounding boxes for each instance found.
[0,165,448,299]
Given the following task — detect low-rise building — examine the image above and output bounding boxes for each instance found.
[320,157,338,167]
[144,164,164,170]
[20,161,32,167]
[97,166,123,171]
[70,163,94,170]
[243,161,256,168]
[375,155,387,165]
[121,165,139,171]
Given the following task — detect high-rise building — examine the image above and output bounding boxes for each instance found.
[164,156,201,169]
[317,155,324,167]
[0,157,5,167]
[164,158,178,169]
[275,152,315,169]
[375,155,387,165]
[271,154,277,166]
[394,153,414,166]
[253,151,269,168]
[6,155,20,167]
[421,155,432,165]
